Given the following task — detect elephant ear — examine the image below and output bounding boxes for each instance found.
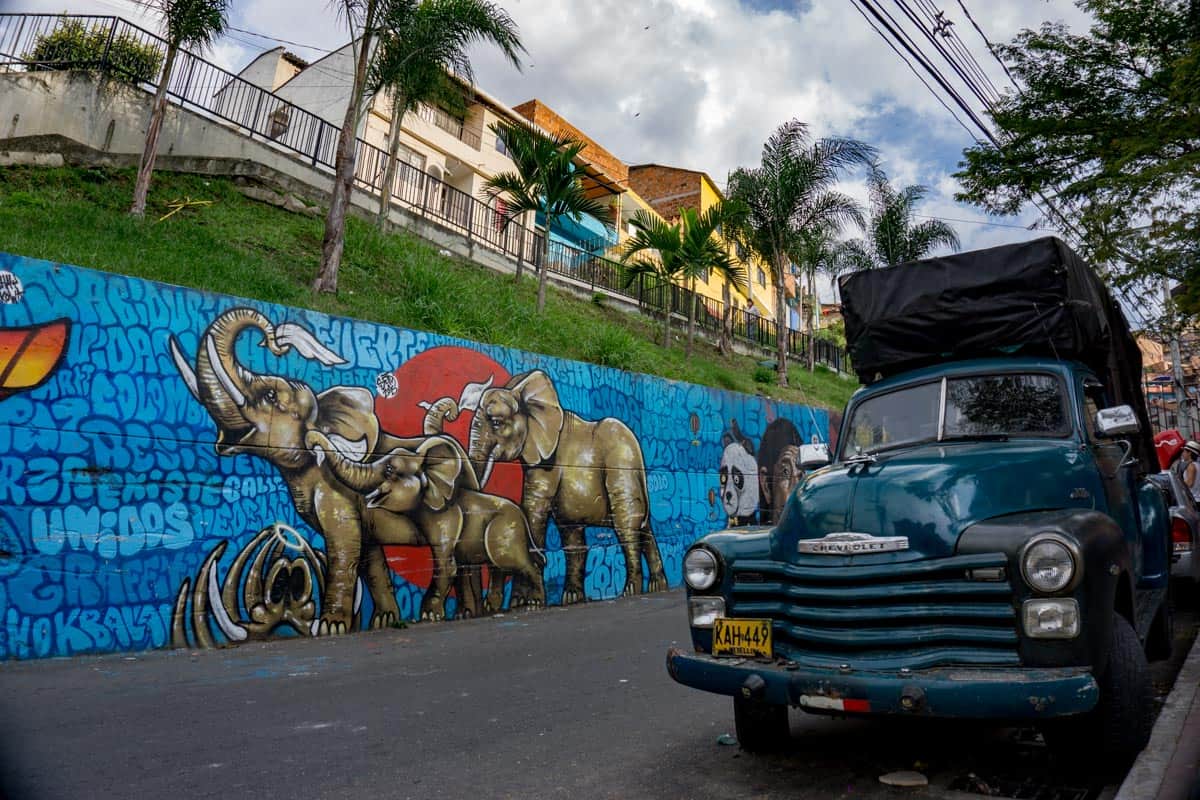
[509,370,564,464]
[315,387,380,462]
[416,436,464,511]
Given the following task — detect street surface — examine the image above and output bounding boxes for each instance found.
[0,590,1194,800]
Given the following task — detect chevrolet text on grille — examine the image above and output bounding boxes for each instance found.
[797,533,910,554]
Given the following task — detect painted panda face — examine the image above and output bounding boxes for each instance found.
[719,441,759,519]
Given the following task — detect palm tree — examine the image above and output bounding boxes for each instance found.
[621,206,746,354]
[372,0,524,227]
[725,120,874,384]
[620,211,685,348]
[838,164,961,269]
[129,0,230,217]
[483,122,610,314]
[313,0,395,294]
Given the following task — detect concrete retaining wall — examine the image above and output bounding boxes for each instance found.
[0,252,829,659]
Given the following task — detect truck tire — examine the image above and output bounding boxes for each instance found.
[734,696,789,753]
[1042,614,1153,767]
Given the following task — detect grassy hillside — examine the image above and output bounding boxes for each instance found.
[0,166,858,410]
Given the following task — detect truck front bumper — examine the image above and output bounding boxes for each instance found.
[666,648,1099,720]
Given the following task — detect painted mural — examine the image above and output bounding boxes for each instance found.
[0,252,830,659]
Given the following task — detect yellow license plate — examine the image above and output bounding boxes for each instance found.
[712,618,773,658]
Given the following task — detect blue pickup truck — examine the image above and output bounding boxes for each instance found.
[667,238,1172,764]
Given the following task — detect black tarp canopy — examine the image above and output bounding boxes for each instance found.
[839,237,1155,472]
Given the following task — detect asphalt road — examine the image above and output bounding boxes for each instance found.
[0,590,1195,800]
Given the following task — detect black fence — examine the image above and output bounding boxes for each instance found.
[0,12,849,373]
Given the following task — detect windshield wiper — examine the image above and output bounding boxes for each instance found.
[938,433,1010,443]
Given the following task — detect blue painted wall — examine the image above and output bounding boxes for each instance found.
[0,252,828,659]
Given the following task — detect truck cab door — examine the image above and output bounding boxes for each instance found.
[1079,375,1143,579]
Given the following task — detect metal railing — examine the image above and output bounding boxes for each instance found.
[0,12,849,373]
[415,103,481,150]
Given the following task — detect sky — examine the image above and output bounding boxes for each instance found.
[11,0,1097,295]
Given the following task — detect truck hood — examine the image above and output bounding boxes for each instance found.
[772,440,1101,563]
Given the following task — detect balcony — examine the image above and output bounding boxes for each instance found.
[415,103,481,150]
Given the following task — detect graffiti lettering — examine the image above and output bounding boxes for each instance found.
[0,254,828,659]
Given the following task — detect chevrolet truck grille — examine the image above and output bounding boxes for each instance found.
[729,553,1018,671]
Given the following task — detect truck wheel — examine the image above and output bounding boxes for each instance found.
[733,696,789,753]
[1042,614,1153,767]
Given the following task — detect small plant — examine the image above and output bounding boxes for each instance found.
[591,291,607,307]
[25,19,164,85]
[583,327,642,372]
[753,365,776,384]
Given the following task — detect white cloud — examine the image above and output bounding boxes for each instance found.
[15,0,1094,257]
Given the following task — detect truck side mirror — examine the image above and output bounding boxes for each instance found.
[798,443,831,468]
[1095,405,1140,437]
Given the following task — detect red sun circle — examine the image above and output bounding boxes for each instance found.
[372,346,524,584]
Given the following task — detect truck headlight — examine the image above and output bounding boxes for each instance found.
[684,547,720,591]
[1023,599,1080,638]
[689,596,725,627]
[1021,535,1077,593]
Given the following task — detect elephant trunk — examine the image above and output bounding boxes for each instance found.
[306,430,377,494]
[468,413,495,487]
[195,308,279,435]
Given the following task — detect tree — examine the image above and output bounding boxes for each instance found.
[620,206,746,354]
[619,211,685,348]
[838,164,960,270]
[483,123,610,313]
[954,0,1200,309]
[372,0,524,227]
[725,120,873,384]
[129,0,229,217]
[312,0,394,294]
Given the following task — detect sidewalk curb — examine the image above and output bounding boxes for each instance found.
[1115,626,1200,800]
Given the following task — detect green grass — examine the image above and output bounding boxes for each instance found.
[0,166,859,410]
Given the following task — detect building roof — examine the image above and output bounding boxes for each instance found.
[514,100,627,200]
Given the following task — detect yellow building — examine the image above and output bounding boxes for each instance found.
[626,164,777,319]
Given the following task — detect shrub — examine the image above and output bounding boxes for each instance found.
[25,20,164,85]
[582,328,643,372]
[753,365,776,384]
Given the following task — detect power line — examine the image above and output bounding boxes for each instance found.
[846,0,983,143]
[954,0,1020,88]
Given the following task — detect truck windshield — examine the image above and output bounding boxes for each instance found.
[841,373,1070,458]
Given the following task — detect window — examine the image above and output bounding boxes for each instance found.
[840,372,1070,459]
[757,267,766,287]
[495,126,510,157]
[698,268,710,282]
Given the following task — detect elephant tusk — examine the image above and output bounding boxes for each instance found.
[208,559,248,642]
[171,578,192,648]
[312,447,325,466]
[354,578,363,616]
[224,527,275,621]
[168,336,200,401]
[192,543,227,650]
[364,488,384,509]
[479,456,495,488]
[205,334,246,408]
[327,433,368,462]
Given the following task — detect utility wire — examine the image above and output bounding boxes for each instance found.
[954,0,1020,87]
[847,0,983,143]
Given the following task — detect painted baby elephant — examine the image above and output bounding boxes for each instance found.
[169,307,408,635]
[308,431,546,617]
[467,370,666,604]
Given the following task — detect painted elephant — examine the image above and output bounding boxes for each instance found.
[309,431,545,617]
[467,370,666,604]
[169,306,416,634]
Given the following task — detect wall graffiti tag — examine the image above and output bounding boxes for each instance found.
[0,252,830,659]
